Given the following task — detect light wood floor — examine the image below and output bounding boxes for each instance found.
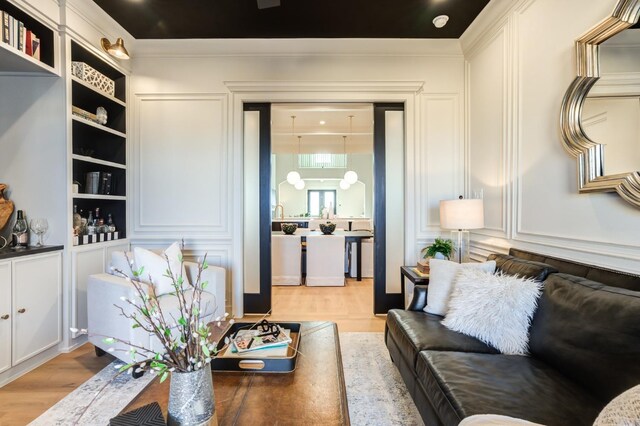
[0,277,383,424]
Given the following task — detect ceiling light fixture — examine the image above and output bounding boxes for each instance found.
[432,15,449,29]
[319,120,326,125]
[340,135,351,190]
[344,115,358,185]
[100,37,130,60]
[286,116,301,185]
[294,136,305,190]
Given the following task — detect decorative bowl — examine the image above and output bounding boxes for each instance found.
[319,222,336,235]
[281,223,298,235]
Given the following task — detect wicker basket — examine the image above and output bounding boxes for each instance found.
[71,61,115,96]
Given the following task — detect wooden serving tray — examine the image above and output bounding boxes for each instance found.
[212,322,301,373]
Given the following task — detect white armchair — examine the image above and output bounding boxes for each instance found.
[87,252,226,365]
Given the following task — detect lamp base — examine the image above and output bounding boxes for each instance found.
[451,230,470,263]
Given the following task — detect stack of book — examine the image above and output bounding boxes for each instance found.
[85,171,113,195]
[232,325,292,354]
[1,11,40,60]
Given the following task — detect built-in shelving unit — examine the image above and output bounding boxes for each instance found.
[70,40,127,246]
[0,0,57,75]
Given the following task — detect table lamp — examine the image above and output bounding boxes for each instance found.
[439,196,484,263]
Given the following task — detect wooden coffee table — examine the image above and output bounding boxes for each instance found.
[122,321,350,425]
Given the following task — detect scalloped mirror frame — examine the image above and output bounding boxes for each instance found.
[560,0,640,208]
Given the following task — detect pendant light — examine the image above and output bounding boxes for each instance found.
[286,115,301,185]
[294,136,305,190]
[344,115,358,185]
[339,136,351,190]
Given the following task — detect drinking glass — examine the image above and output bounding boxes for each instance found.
[30,218,48,246]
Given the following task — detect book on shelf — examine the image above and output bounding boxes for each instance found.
[0,10,39,59]
[99,172,112,195]
[232,325,292,354]
[85,171,100,194]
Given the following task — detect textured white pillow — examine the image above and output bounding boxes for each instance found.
[424,259,496,316]
[442,269,542,355]
[594,385,640,426]
[133,242,188,296]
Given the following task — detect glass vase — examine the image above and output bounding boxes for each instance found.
[168,363,216,426]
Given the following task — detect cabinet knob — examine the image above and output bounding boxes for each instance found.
[1,314,8,320]
[17,308,26,314]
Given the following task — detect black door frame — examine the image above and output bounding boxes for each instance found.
[245,102,406,315]
[243,103,272,314]
[373,103,405,314]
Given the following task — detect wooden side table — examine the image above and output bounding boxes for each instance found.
[401,266,430,308]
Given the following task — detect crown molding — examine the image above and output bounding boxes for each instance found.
[133,38,463,59]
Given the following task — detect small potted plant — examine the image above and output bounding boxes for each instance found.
[418,237,454,273]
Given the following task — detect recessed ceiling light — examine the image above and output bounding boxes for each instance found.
[319,120,326,125]
[433,15,449,29]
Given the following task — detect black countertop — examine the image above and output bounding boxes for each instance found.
[0,245,64,260]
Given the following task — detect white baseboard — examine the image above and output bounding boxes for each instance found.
[0,345,61,388]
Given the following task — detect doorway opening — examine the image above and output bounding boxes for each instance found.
[242,101,405,324]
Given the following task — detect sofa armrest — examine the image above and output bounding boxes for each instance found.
[407,285,429,311]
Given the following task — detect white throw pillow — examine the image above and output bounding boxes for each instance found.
[594,385,640,426]
[424,259,496,316]
[110,251,135,278]
[133,242,188,296]
[442,269,542,355]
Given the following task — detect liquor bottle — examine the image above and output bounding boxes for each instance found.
[73,205,82,234]
[86,211,96,235]
[79,209,87,235]
[12,210,28,248]
[107,214,116,232]
[95,208,105,233]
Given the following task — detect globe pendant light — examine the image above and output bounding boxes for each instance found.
[339,179,350,190]
[286,116,301,185]
[344,115,358,185]
[294,136,305,190]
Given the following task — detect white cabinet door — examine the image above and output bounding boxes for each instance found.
[12,253,61,365]
[0,261,11,373]
[71,247,104,335]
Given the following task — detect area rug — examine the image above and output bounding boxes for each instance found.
[31,333,422,425]
[340,332,424,426]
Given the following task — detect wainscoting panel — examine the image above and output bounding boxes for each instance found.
[418,94,462,234]
[132,93,229,238]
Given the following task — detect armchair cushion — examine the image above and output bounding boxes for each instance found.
[134,242,188,296]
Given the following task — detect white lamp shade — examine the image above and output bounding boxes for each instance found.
[339,179,351,190]
[294,179,305,190]
[439,199,484,230]
[344,170,358,184]
[287,171,301,185]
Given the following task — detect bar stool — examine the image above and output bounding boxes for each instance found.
[272,234,302,285]
[306,234,346,286]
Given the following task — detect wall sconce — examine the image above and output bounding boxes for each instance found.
[100,37,130,60]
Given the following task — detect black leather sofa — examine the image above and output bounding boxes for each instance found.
[385,249,640,425]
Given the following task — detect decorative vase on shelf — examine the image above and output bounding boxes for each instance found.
[168,363,216,426]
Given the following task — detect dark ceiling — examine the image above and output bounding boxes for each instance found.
[92,0,490,39]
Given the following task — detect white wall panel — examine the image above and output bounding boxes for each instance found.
[467,28,507,237]
[133,94,228,237]
[463,0,640,272]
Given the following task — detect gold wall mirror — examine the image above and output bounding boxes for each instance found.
[560,0,640,208]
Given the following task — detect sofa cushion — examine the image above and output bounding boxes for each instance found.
[386,309,498,369]
[157,289,217,320]
[487,253,557,281]
[134,242,188,296]
[529,273,640,403]
[416,351,602,426]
